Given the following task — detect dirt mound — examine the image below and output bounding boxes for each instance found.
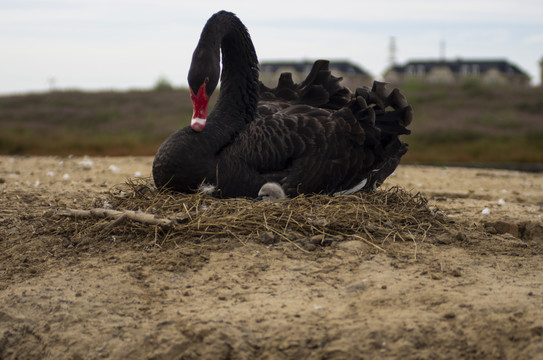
[1,156,542,359]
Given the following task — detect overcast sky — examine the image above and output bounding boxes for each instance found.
[1,0,542,94]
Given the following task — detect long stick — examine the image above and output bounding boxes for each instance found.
[55,208,185,228]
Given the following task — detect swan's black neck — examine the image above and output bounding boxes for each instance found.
[190,11,259,129]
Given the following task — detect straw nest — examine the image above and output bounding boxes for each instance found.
[51,177,451,251]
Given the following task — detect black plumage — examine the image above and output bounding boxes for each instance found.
[152,11,413,198]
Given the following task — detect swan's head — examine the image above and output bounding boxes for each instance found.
[256,182,286,201]
[188,47,220,132]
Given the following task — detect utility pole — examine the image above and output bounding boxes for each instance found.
[388,36,397,66]
[439,39,446,61]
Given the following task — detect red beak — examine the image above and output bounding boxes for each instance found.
[190,78,209,132]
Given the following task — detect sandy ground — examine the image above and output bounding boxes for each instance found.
[1,155,542,360]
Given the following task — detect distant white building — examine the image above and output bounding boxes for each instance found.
[259,60,373,89]
[384,59,530,86]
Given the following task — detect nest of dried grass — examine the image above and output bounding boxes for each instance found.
[50,177,451,252]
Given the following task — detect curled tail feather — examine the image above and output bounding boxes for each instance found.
[259,60,413,191]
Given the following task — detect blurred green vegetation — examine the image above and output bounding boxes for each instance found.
[399,82,543,164]
[153,76,175,91]
[0,83,542,165]
[0,89,197,155]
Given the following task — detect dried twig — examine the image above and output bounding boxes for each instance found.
[55,208,186,228]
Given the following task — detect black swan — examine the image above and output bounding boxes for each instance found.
[152,10,413,198]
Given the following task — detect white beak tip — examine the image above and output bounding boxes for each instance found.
[191,117,206,132]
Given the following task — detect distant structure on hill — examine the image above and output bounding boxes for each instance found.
[383,59,530,86]
[259,60,373,89]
